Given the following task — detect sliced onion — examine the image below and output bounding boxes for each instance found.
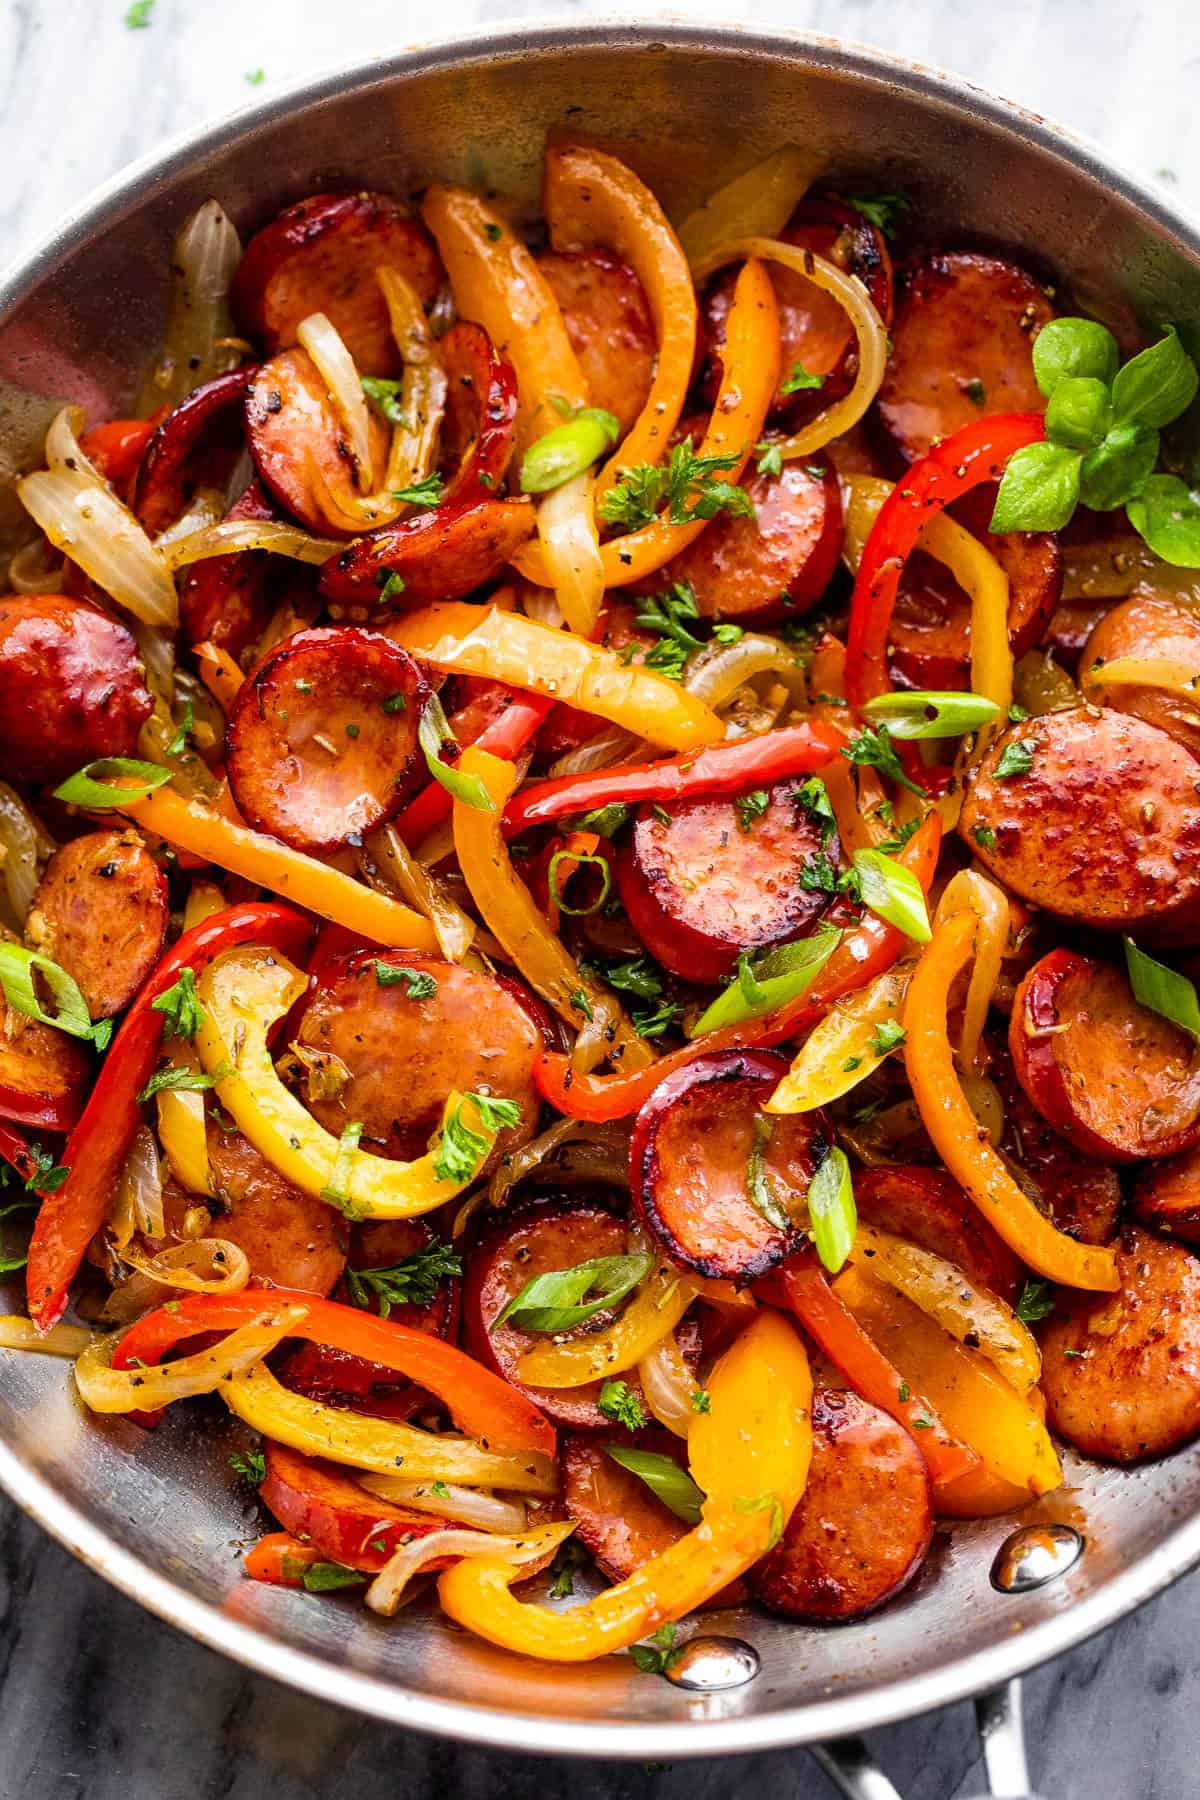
[103,1238,250,1324]
[137,199,243,415]
[0,1317,92,1358]
[638,1330,696,1438]
[366,1520,574,1618]
[519,582,566,631]
[487,1116,630,1208]
[74,1306,308,1414]
[152,485,225,553]
[377,266,448,493]
[115,1125,165,1242]
[535,471,604,638]
[936,870,1010,1076]
[685,632,808,712]
[297,311,375,492]
[1083,655,1200,702]
[361,824,475,963]
[547,725,639,778]
[0,781,52,928]
[1062,533,1200,605]
[1013,649,1079,717]
[156,1082,213,1197]
[360,1473,527,1534]
[6,535,65,593]
[164,519,342,570]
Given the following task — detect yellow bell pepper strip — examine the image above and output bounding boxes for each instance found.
[766,961,914,1115]
[934,868,1010,1076]
[675,146,823,269]
[74,1305,308,1414]
[1082,655,1200,702]
[155,1038,213,1196]
[387,606,722,753]
[193,944,510,1220]
[544,144,697,502]
[420,183,588,455]
[904,910,1120,1292]
[123,786,437,950]
[439,1310,813,1660]
[516,1257,698,1389]
[832,1263,1062,1504]
[512,256,780,591]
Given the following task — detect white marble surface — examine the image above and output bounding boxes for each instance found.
[2,2,1200,1796]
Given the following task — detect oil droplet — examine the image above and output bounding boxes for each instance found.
[663,1635,760,1691]
[991,1523,1084,1594]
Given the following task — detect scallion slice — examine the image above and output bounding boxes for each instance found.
[862,690,1003,740]
[689,923,842,1037]
[417,694,496,813]
[53,757,173,809]
[495,1251,653,1333]
[603,1446,704,1525]
[806,1145,857,1274]
[519,408,621,495]
[0,943,94,1040]
[852,848,932,943]
[1124,937,1200,1042]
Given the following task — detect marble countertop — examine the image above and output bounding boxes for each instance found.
[2,1,1199,1796]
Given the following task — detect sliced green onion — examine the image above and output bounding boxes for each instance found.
[548,847,611,916]
[806,1145,856,1274]
[1124,937,1200,1042]
[0,943,94,1040]
[53,757,173,809]
[862,690,1003,740]
[746,1116,791,1232]
[852,848,932,944]
[320,1120,364,1211]
[689,923,841,1037]
[417,694,496,813]
[603,1446,704,1525]
[495,1251,653,1333]
[519,408,621,495]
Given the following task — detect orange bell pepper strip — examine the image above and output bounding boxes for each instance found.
[244,1532,326,1587]
[79,416,157,486]
[904,909,1120,1292]
[543,143,697,503]
[112,1288,556,1459]
[193,639,244,710]
[534,812,942,1121]
[421,183,588,455]
[387,605,722,753]
[512,256,780,591]
[438,1310,812,1660]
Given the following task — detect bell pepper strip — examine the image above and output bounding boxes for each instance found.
[832,1263,1063,1504]
[534,812,942,1121]
[844,413,1045,711]
[115,1287,554,1457]
[767,1251,979,1487]
[512,256,780,591]
[0,1119,38,1186]
[259,1442,455,1573]
[193,639,245,711]
[437,320,519,505]
[516,1259,699,1390]
[676,146,823,268]
[79,416,157,486]
[245,1531,326,1587]
[903,909,1120,1292]
[193,945,517,1223]
[765,961,913,1115]
[439,1310,812,1661]
[74,1304,308,1414]
[0,1077,79,1135]
[25,900,312,1332]
[393,690,554,850]
[121,786,438,950]
[451,749,653,1072]
[501,721,846,836]
[421,183,588,455]
[387,605,723,753]
[544,144,697,502]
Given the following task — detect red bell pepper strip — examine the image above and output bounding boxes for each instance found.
[25,901,313,1332]
[79,416,158,486]
[0,1120,37,1186]
[0,1081,80,1134]
[500,721,847,836]
[534,812,942,1121]
[844,413,1046,712]
[393,689,553,848]
[112,1288,555,1458]
[244,1532,324,1587]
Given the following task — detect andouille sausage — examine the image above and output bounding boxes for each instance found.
[746,1388,933,1621]
[1133,1143,1200,1245]
[291,950,542,1168]
[1041,1226,1200,1463]
[437,321,520,504]
[960,708,1200,942]
[25,829,167,1020]
[853,1165,1022,1301]
[1082,593,1200,759]
[207,1124,347,1296]
[318,496,535,611]
[225,627,429,852]
[0,594,152,784]
[245,347,391,536]
[537,249,656,439]
[132,366,255,538]
[232,191,443,376]
[178,479,276,656]
[1010,950,1200,1163]
[987,1036,1121,1245]
[878,251,1053,461]
[617,779,840,983]
[631,1050,829,1284]
[0,986,89,1131]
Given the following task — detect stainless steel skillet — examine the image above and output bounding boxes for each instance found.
[0,19,1198,1788]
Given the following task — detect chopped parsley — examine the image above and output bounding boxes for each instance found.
[374,961,437,999]
[972,824,998,851]
[433,1092,522,1183]
[635,580,703,682]
[630,1622,683,1676]
[598,1379,648,1432]
[795,776,837,843]
[361,377,406,425]
[167,701,194,757]
[24,1144,71,1193]
[713,622,744,645]
[632,1001,684,1040]
[381,692,408,715]
[841,723,927,797]
[755,440,783,478]
[994,739,1035,780]
[150,967,205,1039]
[378,572,406,602]
[690,1388,711,1415]
[599,440,755,533]
[136,1063,222,1104]
[569,988,594,1021]
[229,1449,266,1486]
[391,473,445,509]
[123,0,153,26]
[846,191,910,239]
[779,360,826,395]
[869,1019,906,1057]
[344,1239,462,1317]
[1016,1278,1056,1324]
[734,788,770,833]
[302,1562,367,1594]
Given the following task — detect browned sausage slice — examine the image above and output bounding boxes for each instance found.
[0,595,152,783]
[987,1035,1121,1245]
[0,986,89,1132]
[1041,1226,1200,1463]
[232,191,442,376]
[854,1165,1023,1301]
[132,367,255,537]
[878,251,1052,461]
[225,627,428,852]
[617,779,839,983]
[747,1388,932,1620]
[437,322,520,504]
[960,708,1200,942]
[26,829,167,1020]
[245,347,392,536]
[1082,594,1200,758]
[178,479,276,656]
[537,250,655,439]
[560,1430,687,1580]
[1010,950,1200,1163]
[319,496,535,611]
[206,1125,347,1296]
[1133,1143,1200,1245]
[631,1049,828,1283]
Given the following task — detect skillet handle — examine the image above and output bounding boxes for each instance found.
[812,1679,1046,1800]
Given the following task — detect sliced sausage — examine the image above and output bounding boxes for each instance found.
[318,495,534,611]
[232,190,442,376]
[988,1037,1121,1246]
[960,707,1200,942]
[1041,1226,1200,1463]
[259,1441,448,1572]
[537,250,655,439]
[178,479,276,657]
[291,950,541,1168]
[632,1049,829,1283]
[617,778,840,983]
[25,829,167,1020]
[1010,950,1200,1163]
[0,985,89,1131]
[1082,594,1200,758]
[225,627,428,852]
[1133,1143,1200,1245]
[245,347,391,536]
[132,367,255,537]
[854,1164,1022,1302]
[890,483,1061,688]
[206,1123,347,1295]
[0,594,152,783]
[438,321,519,503]
[747,1388,933,1621]
[561,1431,689,1581]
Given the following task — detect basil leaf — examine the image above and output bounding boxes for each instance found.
[496,1252,653,1333]
[852,848,932,943]
[604,1446,704,1525]
[1110,327,1199,430]
[0,944,93,1040]
[1015,1278,1056,1325]
[1124,937,1200,1042]
[989,442,1081,533]
[417,693,496,813]
[54,756,173,809]
[862,690,1002,740]
[1044,376,1111,451]
[1032,317,1119,397]
[1078,423,1160,511]
[689,922,841,1036]
[1126,473,1200,567]
[806,1145,857,1274]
